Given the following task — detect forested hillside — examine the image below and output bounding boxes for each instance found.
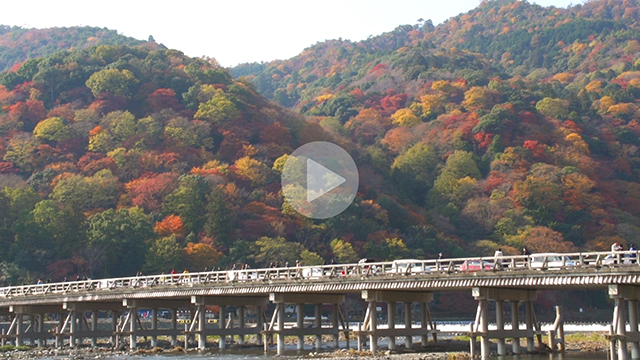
[0,25,150,72]
[0,45,428,286]
[230,0,640,264]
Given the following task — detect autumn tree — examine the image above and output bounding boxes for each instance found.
[182,242,223,271]
[330,238,359,263]
[144,235,182,273]
[33,117,71,144]
[194,90,240,124]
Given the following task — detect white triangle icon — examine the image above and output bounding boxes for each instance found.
[307,158,346,202]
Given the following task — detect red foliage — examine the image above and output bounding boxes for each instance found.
[523,140,545,158]
[380,93,408,114]
[474,132,494,149]
[47,103,76,121]
[88,93,127,114]
[369,63,387,75]
[563,120,583,133]
[147,88,182,112]
[126,172,180,212]
[81,156,117,175]
[259,122,292,145]
[8,99,46,129]
[0,162,18,174]
[482,171,506,192]
[518,111,538,125]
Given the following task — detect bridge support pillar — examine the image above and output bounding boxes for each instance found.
[496,300,506,355]
[388,302,396,350]
[608,285,640,360]
[171,308,177,346]
[257,305,264,346]
[405,302,413,349]
[267,293,346,355]
[238,305,245,345]
[296,304,304,350]
[197,303,206,350]
[511,301,521,354]
[472,288,538,360]
[90,311,97,347]
[315,303,322,350]
[332,303,339,349]
[276,302,285,355]
[220,305,226,349]
[630,300,639,359]
[15,314,23,347]
[69,310,77,348]
[361,291,434,353]
[150,308,158,348]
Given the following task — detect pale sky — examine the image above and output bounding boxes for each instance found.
[0,0,575,67]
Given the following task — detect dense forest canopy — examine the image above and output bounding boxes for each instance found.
[1,0,639,312]
[0,25,151,72]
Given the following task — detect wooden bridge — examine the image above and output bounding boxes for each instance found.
[1,250,640,359]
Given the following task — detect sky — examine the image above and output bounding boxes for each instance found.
[0,0,576,67]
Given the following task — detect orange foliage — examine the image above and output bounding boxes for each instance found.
[155,214,186,238]
[47,104,76,122]
[182,243,222,271]
[522,227,577,253]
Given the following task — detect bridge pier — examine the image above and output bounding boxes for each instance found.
[471,288,538,360]
[608,285,640,360]
[9,305,60,347]
[190,295,269,351]
[267,293,347,355]
[359,290,436,352]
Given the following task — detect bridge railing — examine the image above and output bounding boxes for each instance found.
[0,250,637,299]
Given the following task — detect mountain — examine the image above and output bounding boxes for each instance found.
[0,45,427,286]
[0,25,152,72]
[229,0,640,264]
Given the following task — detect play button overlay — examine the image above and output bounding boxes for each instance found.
[281,141,358,219]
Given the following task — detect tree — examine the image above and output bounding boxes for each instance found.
[250,236,304,267]
[300,250,324,266]
[33,116,71,143]
[86,207,154,277]
[234,156,272,186]
[194,90,240,124]
[85,69,138,98]
[462,86,499,110]
[330,238,359,263]
[431,150,481,205]
[536,98,569,119]
[182,242,223,272]
[519,226,577,253]
[144,235,182,273]
[163,175,210,233]
[155,215,186,238]
[391,108,420,127]
[391,142,441,203]
[204,187,233,246]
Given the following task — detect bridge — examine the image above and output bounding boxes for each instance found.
[1,250,640,359]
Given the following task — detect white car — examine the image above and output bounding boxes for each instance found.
[390,259,428,274]
[530,253,575,269]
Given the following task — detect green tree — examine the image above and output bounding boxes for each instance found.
[535,98,569,119]
[86,207,154,277]
[300,250,324,266]
[392,142,441,203]
[163,175,210,233]
[250,236,304,267]
[204,187,233,246]
[194,90,240,123]
[33,117,70,143]
[329,238,359,263]
[85,68,138,97]
[143,235,182,273]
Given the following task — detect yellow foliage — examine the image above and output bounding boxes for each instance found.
[598,96,615,112]
[391,108,420,127]
[552,72,574,84]
[419,94,444,116]
[316,94,334,103]
[630,78,640,88]
[608,103,635,116]
[565,133,590,154]
[462,86,499,110]
[585,80,602,93]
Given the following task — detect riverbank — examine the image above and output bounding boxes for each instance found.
[0,332,610,359]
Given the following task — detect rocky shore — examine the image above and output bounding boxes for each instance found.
[0,334,609,359]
